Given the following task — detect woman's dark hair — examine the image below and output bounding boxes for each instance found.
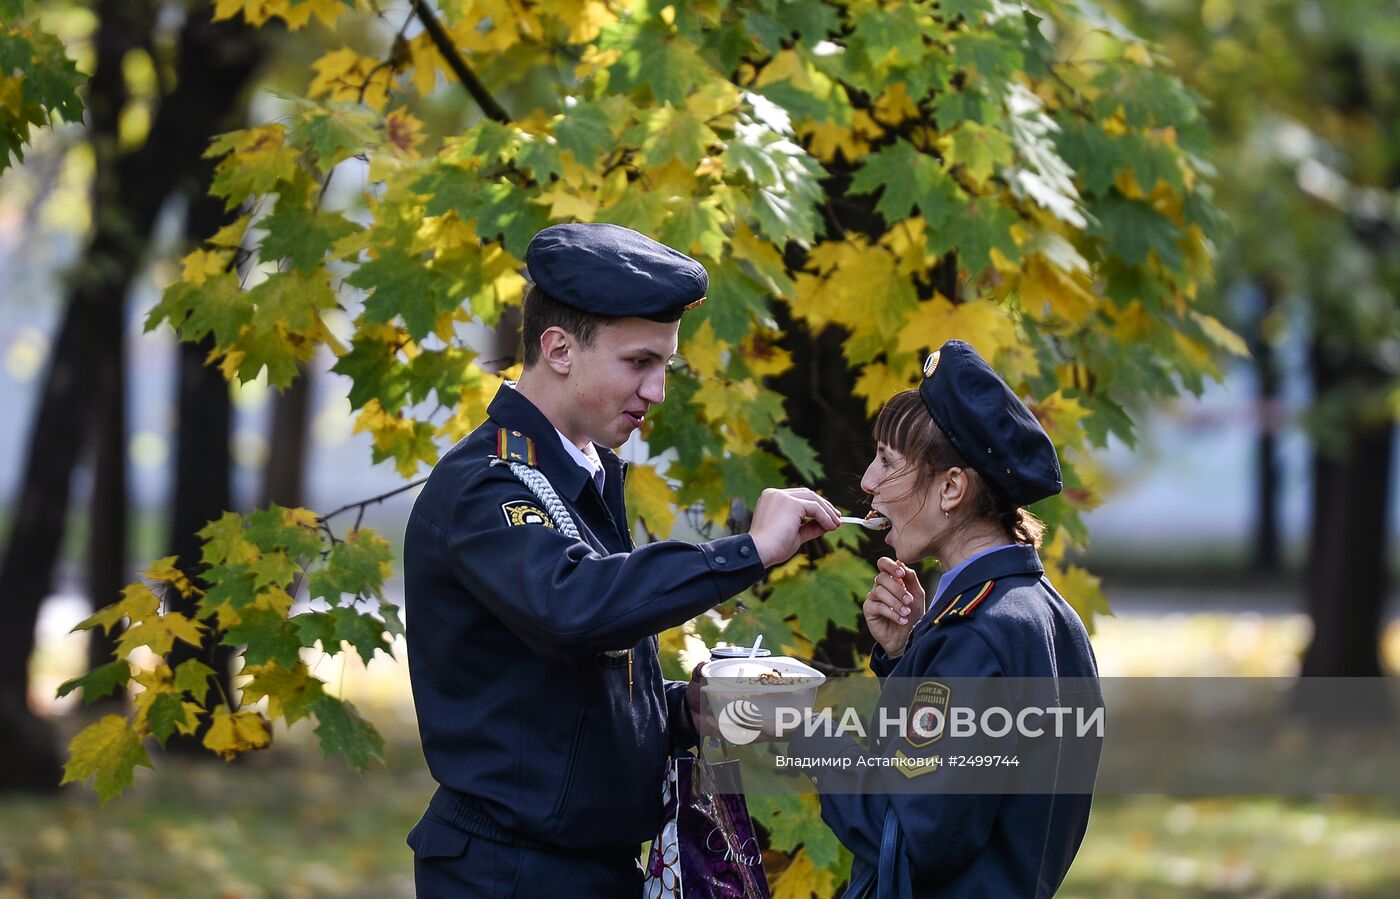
[872,389,1046,549]
[520,283,609,367]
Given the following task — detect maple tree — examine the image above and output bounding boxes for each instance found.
[50,0,1232,890]
[0,0,84,172]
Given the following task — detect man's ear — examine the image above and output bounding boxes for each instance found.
[539,326,572,375]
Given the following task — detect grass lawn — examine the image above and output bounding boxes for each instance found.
[6,611,1398,898]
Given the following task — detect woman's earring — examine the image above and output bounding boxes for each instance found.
[944,510,950,519]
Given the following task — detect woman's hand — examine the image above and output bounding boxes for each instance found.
[863,557,926,659]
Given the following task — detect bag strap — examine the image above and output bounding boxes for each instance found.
[876,806,914,899]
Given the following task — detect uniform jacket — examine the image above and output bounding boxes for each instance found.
[789,544,1102,898]
[404,385,766,852]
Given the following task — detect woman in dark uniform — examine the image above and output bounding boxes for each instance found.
[787,339,1102,899]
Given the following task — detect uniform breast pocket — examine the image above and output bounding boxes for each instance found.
[550,708,589,818]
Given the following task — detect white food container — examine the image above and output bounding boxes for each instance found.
[699,655,827,724]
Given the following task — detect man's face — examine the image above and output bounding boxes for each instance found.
[559,316,680,448]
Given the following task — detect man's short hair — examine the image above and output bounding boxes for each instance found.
[520,283,611,368]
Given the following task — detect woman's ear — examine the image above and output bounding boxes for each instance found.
[939,466,968,514]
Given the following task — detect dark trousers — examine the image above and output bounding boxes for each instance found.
[409,810,641,897]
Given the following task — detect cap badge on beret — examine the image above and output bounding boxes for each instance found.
[922,351,940,379]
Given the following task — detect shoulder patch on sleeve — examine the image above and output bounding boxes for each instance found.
[495,428,537,467]
[904,680,951,749]
[501,501,556,529]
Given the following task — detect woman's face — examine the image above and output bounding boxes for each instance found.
[860,442,941,562]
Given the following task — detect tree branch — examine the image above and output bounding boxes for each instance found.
[318,476,430,526]
[411,0,511,123]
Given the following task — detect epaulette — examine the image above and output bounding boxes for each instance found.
[932,580,996,626]
[494,428,537,467]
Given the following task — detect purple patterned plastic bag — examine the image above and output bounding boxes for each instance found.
[644,755,771,899]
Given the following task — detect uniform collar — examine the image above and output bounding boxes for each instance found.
[554,427,605,491]
[932,543,1044,606]
[487,384,592,501]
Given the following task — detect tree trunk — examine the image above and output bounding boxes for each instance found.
[0,5,263,791]
[1299,342,1393,681]
[84,300,128,696]
[260,366,312,509]
[1249,281,1282,574]
[164,181,239,752]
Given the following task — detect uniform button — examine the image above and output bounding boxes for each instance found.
[715,555,727,565]
[739,544,752,558]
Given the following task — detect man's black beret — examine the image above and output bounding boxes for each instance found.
[524,223,708,322]
[918,339,1062,507]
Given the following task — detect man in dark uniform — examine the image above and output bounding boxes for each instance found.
[403,223,839,896]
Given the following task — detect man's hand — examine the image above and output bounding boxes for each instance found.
[863,556,925,658]
[748,488,840,568]
[685,665,719,740]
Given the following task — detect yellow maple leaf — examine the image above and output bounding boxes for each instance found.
[873,81,920,126]
[203,705,273,761]
[1018,254,1098,325]
[626,463,678,538]
[1031,390,1090,443]
[738,332,793,379]
[534,187,599,222]
[547,0,619,43]
[207,214,251,249]
[116,611,206,658]
[278,0,346,30]
[240,661,326,722]
[772,847,835,899]
[385,107,426,160]
[179,248,231,288]
[309,48,392,112]
[145,556,199,599]
[414,211,478,254]
[682,319,728,378]
[692,378,758,425]
[896,296,1018,364]
[60,714,152,802]
[73,582,161,635]
[853,360,918,416]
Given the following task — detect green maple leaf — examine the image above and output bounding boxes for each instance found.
[306,530,393,601]
[25,32,85,122]
[772,426,823,484]
[766,554,863,641]
[199,564,259,617]
[748,793,843,868]
[554,101,614,164]
[702,262,771,344]
[474,182,553,257]
[244,506,325,560]
[660,199,726,260]
[453,120,521,165]
[147,693,198,747]
[951,30,1023,88]
[148,274,251,347]
[0,2,28,22]
[61,715,152,803]
[226,606,302,667]
[515,137,562,181]
[294,611,339,652]
[942,121,1015,186]
[292,104,378,173]
[411,164,486,218]
[848,139,964,227]
[249,551,298,591]
[260,204,363,273]
[56,659,131,704]
[248,270,338,334]
[242,660,326,724]
[405,347,473,407]
[718,450,787,507]
[234,324,313,388]
[630,105,719,169]
[348,247,452,340]
[1053,119,1121,197]
[332,334,410,413]
[368,418,440,477]
[173,659,218,697]
[1088,193,1182,269]
[715,592,800,650]
[930,196,1021,276]
[849,4,929,68]
[328,606,391,664]
[645,373,722,469]
[310,696,384,771]
[608,22,712,106]
[199,512,259,565]
[933,87,998,130]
